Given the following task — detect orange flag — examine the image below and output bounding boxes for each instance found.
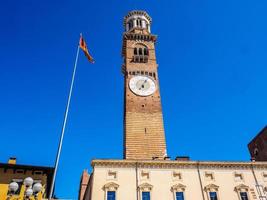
[79,35,95,63]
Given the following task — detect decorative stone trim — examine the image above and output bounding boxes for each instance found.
[102,182,119,191]
[124,33,157,42]
[204,184,219,192]
[205,171,215,181]
[171,183,186,192]
[172,171,182,181]
[91,159,267,170]
[138,183,153,192]
[106,170,117,180]
[140,170,150,180]
[204,184,220,200]
[234,184,251,200]
[234,184,249,192]
[171,184,186,200]
[234,172,244,182]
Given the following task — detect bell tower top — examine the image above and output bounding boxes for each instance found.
[124,10,152,33]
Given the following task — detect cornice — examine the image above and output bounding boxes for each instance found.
[123,32,157,42]
[91,159,267,169]
[121,33,157,57]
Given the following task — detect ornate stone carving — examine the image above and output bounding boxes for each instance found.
[204,184,219,192]
[234,184,249,192]
[138,183,153,192]
[171,183,186,192]
[102,182,119,191]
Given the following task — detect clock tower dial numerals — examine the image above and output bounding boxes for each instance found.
[129,75,157,96]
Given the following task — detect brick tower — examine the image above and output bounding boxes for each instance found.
[122,11,167,160]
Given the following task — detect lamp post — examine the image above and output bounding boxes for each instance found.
[7,177,43,200]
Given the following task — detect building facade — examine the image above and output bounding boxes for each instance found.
[82,160,267,200]
[0,157,54,200]
[79,10,267,200]
[248,126,267,161]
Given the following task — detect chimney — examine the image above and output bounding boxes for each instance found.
[8,157,17,164]
[175,156,190,161]
[164,156,171,160]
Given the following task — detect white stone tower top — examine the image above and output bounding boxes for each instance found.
[123,10,152,33]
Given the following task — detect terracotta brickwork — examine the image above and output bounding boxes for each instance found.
[248,126,267,161]
[124,111,167,159]
[78,170,90,200]
[122,12,167,160]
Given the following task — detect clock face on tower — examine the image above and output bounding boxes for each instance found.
[129,75,157,96]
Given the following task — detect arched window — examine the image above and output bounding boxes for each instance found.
[137,19,142,27]
[128,20,133,30]
[139,48,143,55]
[144,48,149,56]
[133,44,149,63]
[134,48,138,55]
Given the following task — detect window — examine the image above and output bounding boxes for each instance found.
[234,184,249,200]
[171,184,186,200]
[142,192,150,200]
[139,183,153,200]
[137,19,142,27]
[144,48,148,55]
[133,44,149,63]
[134,48,137,55]
[209,192,218,200]
[254,148,259,156]
[15,169,24,174]
[139,48,143,55]
[176,192,184,200]
[204,184,219,200]
[129,20,133,30]
[240,192,249,200]
[103,182,119,200]
[107,191,115,200]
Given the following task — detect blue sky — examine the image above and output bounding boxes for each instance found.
[1,0,267,199]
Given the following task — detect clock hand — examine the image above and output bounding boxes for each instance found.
[139,79,147,90]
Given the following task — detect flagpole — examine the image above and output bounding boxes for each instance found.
[49,43,80,200]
